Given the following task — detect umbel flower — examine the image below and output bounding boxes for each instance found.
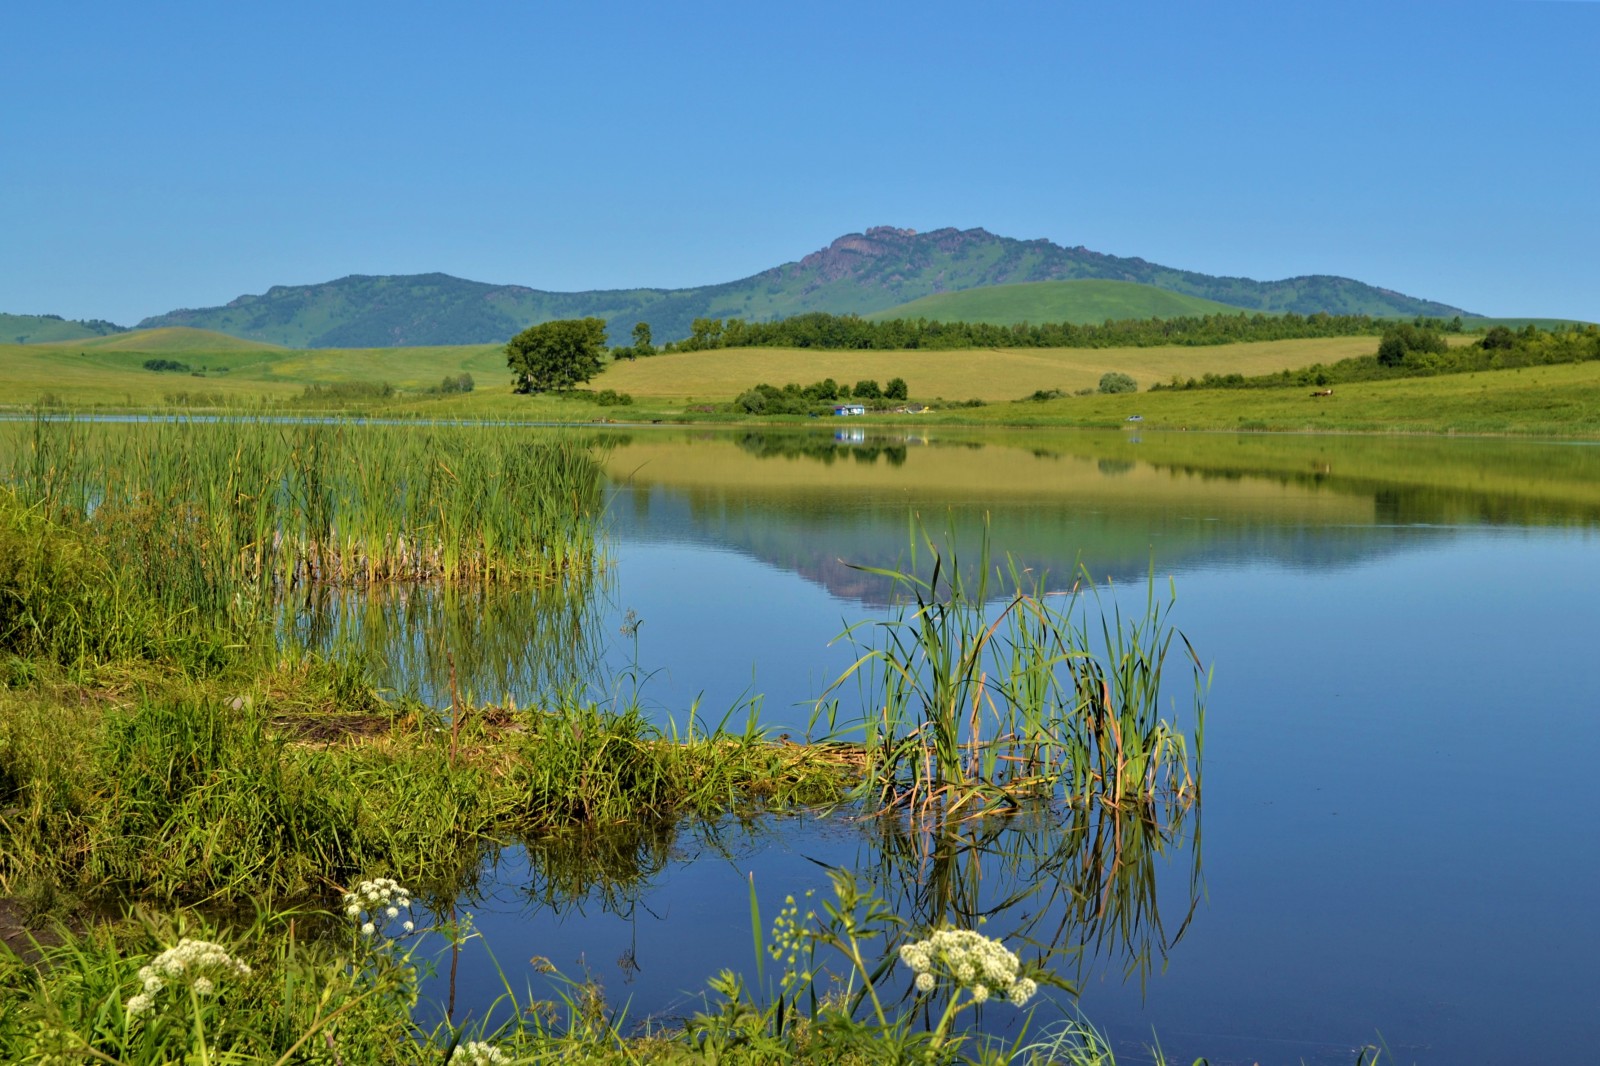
[125,938,252,1019]
[898,928,1038,1008]
[342,877,415,937]
[450,1041,511,1065]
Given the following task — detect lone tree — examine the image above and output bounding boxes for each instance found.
[506,318,608,393]
[1098,371,1137,394]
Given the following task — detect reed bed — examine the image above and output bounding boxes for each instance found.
[1,417,606,629]
[815,525,1206,817]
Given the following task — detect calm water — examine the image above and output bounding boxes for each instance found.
[402,427,1600,1065]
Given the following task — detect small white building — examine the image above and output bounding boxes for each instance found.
[833,403,866,416]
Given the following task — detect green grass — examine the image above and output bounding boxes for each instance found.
[7,322,1593,440]
[45,327,287,353]
[814,526,1203,817]
[934,357,1600,437]
[866,279,1247,326]
[2,419,605,615]
[0,313,126,345]
[1462,316,1594,331]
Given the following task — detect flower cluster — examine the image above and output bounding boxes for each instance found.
[342,877,415,937]
[449,1040,510,1065]
[125,938,253,1019]
[767,890,815,968]
[898,928,1037,1008]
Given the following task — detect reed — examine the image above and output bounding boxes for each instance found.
[814,523,1206,816]
[0,417,606,634]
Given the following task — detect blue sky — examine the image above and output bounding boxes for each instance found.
[4,0,1597,325]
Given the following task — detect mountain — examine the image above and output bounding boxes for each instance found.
[865,279,1248,326]
[136,226,1474,348]
[1,313,127,345]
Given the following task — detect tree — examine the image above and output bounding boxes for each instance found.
[1098,371,1137,394]
[884,377,908,401]
[1481,326,1516,351]
[1376,324,1448,368]
[506,318,608,393]
[631,321,655,357]
[853,379,882,401]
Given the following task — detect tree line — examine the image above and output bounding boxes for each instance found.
[1150,323,1600,392]
[646,310,1464,354]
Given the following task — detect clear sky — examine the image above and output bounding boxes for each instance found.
[4,0,1597,325]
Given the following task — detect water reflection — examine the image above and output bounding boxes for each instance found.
[285,575,607,706]
[602,428,1600,604]
[439,796,1200,1036]
[857,801,1201,994]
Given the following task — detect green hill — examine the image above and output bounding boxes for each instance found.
[866,280,1248,326]
[52,327,286,353]
[1,313,127,344]
[136,226,1476,348]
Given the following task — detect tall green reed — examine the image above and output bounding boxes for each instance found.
[0,417,607,638]
[814,522,1206,816]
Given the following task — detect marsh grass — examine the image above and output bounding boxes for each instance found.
[815,524,1205,817]
[2,417,606,628]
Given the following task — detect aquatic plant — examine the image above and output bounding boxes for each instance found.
[815,523,1206,816]
[0,416,607,634]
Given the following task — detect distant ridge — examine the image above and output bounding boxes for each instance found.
[1,312,127,345]
[51,327,286,353]
[135,226,1475,348]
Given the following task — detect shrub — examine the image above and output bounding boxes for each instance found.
[594,389,633,407]
[1098,372,1137,394]
[1376,324,1448,368]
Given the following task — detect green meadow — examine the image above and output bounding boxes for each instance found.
[1,323,1595,438]
[866,279,1246,325]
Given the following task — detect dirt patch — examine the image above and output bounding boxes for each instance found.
[271,712,393,743]
[0,898,62,963]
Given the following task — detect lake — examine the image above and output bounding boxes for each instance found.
[381,425,1600,1065]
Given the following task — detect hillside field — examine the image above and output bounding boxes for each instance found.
[599,335,1443,402]
[2,329,503,406]
[865,279,1247,325]
[2,326,1594,437]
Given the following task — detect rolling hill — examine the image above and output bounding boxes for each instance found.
[866,280,1248,326]
[1,313,127,345]
[135,226,1474,348]
[48,327,286,353]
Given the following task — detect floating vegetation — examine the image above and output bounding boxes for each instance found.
[815,523,1206,816]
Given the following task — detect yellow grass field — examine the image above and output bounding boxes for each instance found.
[600,336,1433,403]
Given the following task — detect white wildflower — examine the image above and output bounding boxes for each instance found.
[341,876,414,938]
[123,938,251,1022]
[896,927,1033,1007]
[450,1040,511,1065]
[403,920,415,934]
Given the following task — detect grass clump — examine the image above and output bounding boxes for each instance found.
[817,524,1205,818]
[0,487,228,674]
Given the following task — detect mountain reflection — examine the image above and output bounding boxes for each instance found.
[601,428,1600,604]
